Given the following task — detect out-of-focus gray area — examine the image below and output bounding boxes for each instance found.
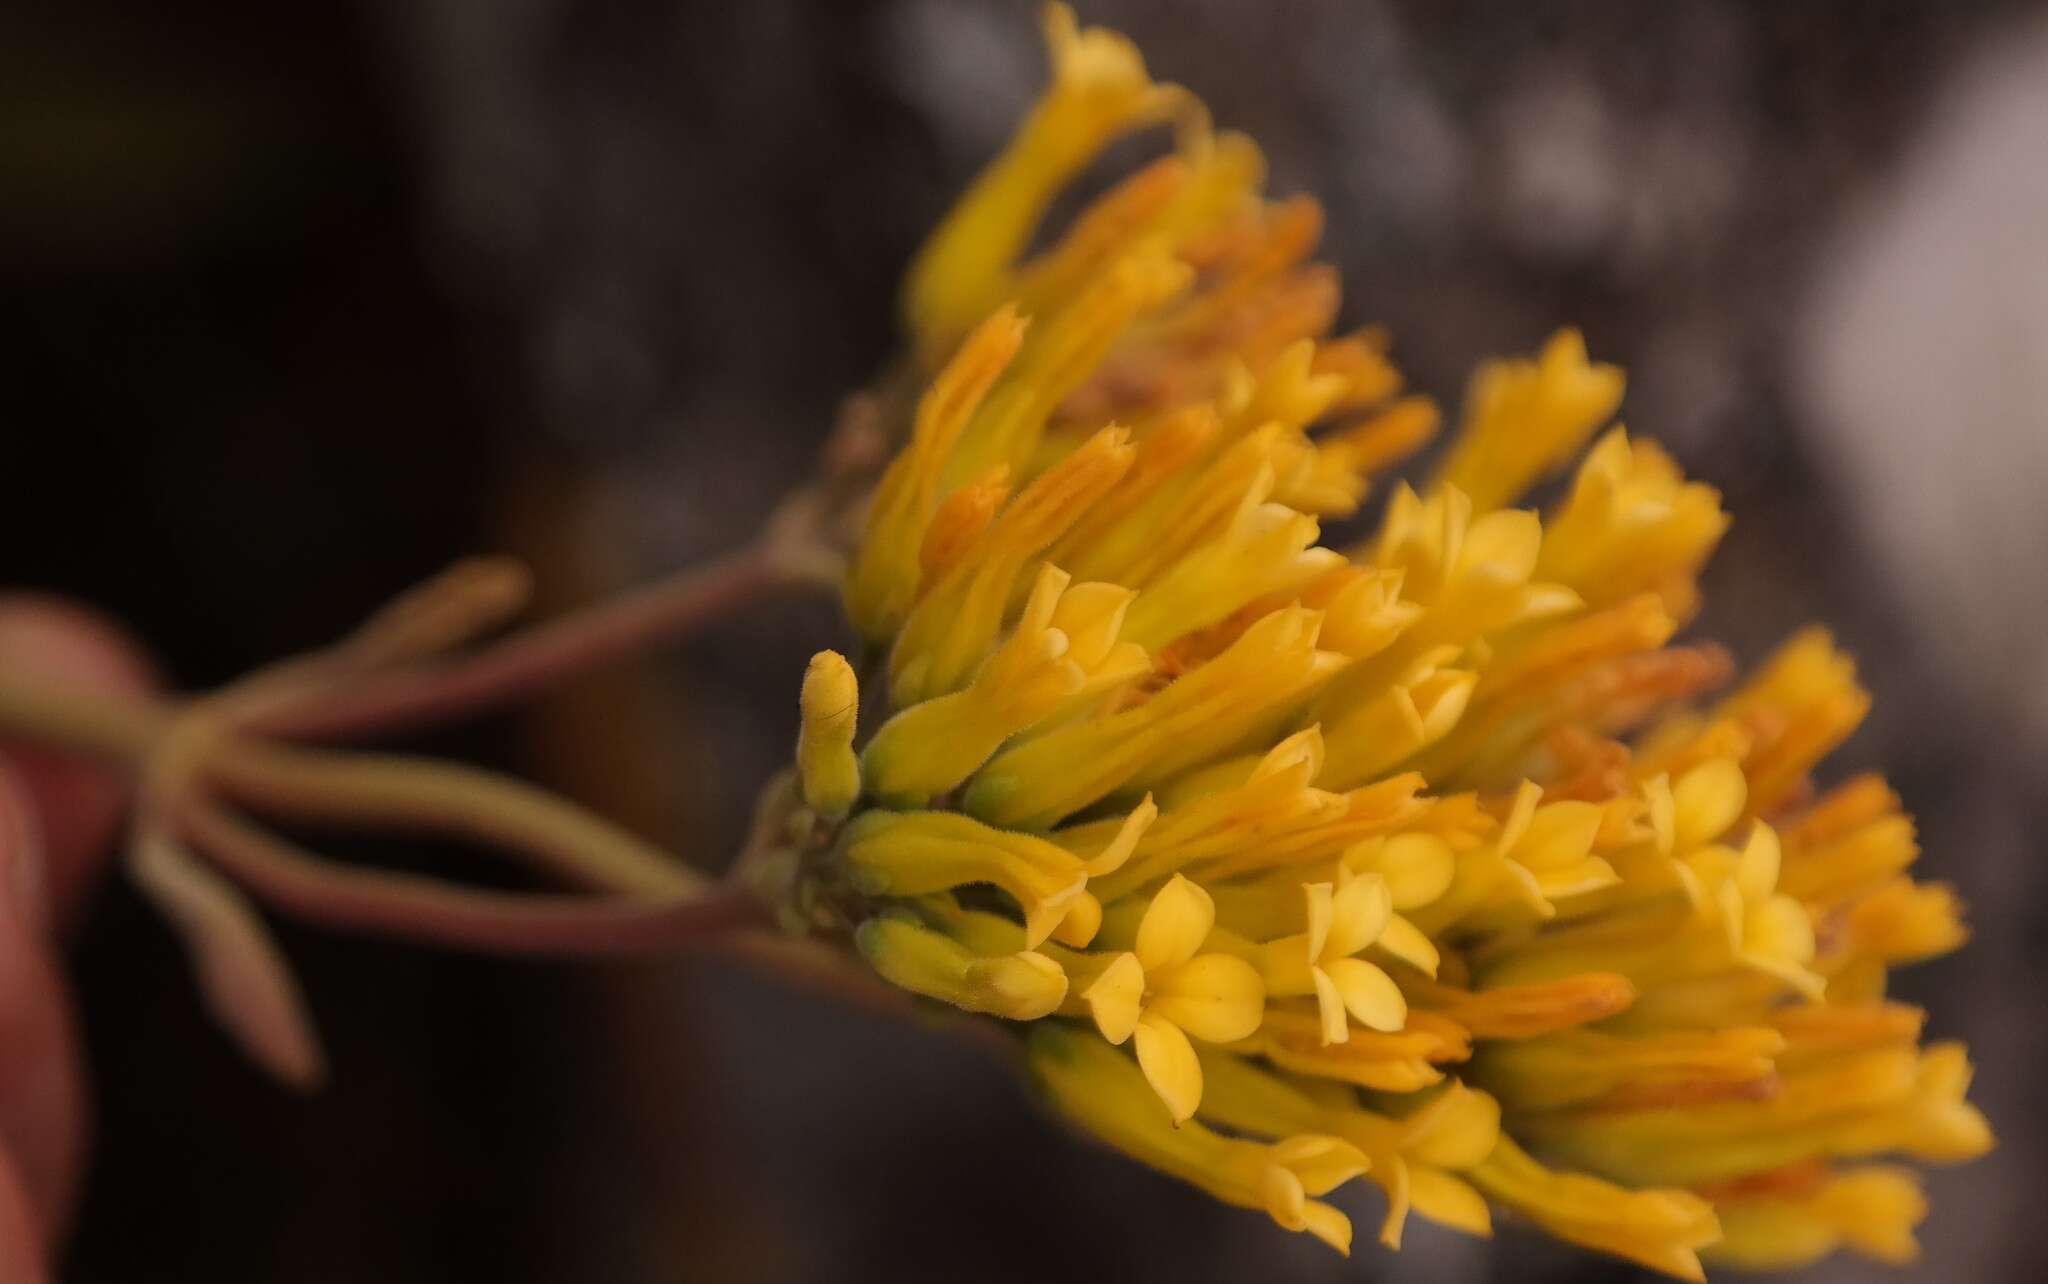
[4,1,2044,1281]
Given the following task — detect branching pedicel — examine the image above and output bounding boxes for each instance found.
[0,5,1988,1278]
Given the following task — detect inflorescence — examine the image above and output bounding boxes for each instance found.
[774,7,1991,1276]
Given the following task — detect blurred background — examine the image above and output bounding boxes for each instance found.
[4,0,2045,1280]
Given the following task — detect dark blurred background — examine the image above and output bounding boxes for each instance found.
[4,1,2045,1280]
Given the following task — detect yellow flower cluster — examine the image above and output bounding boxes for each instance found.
[792,7,1990,1277]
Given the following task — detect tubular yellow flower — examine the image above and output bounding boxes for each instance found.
[842,809,1094,948]
[1050,423,1306,594]
[1699,626,1871,817]
[1301,563,1423,660]
[1826,876,1970,975]
[1470,1136,1722,1281]
[889,424,1136,707]
[1251,875,1411,1044]
[845,306,1026,640]
[1537,428,1729,619]
[1431,327,1626,512]
[915,466,1012,587]
[1408,780,1612,934]
[1363,484,1581,661]
[1476,1025,1786,1112]
[1029,1024,1366,1253]
[1067,728,1431,905]
[1115,486,1340,652]
[1318,393,1441,482]
[1196,1050,1502,1249]
[1704,1163,1928,1269]
[944,247,1189,486]
[1401,969,1638,1041]
[1054,874,1266,1123]
[901,2,1197,359]
[1776,772,1918,904]
[1504,1040,1990,1190]
[1237,1005,1470,1094]
[1316,484,1582,788]
[780,7,1987,1275]
[1203,859,1439,972]
[1316,649,1480,790]
[1407,594,1728,791]
[963,604,1344,829]
[863,563,1146,806]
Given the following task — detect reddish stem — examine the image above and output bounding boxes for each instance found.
[252,546,803,743]
[174,796,769,955]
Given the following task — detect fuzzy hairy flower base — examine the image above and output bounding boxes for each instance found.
[783,6,1990,1278]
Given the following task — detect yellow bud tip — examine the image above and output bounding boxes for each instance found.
[797,650,861,818]
[856,915,1069,1021]
[965,951,1070,1021]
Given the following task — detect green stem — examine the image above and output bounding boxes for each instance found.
[205,739,703,897]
